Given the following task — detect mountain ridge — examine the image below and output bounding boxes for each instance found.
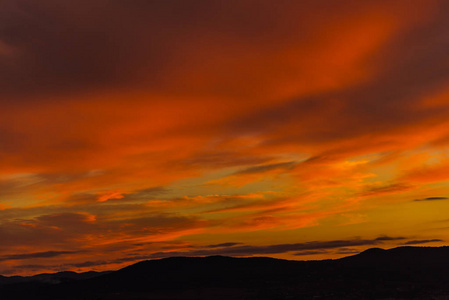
[2,246,449,299]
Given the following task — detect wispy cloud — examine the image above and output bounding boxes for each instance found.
[0,250,82,261]
[234,161,297,175]
[360,183,414,197]
[414,197,448,202]
[136,236,406,258]
[1,0,449,276]
[402,239,444,245]
[204,242,242,249]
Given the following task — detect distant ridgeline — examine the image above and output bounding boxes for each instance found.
[2,246,449,300]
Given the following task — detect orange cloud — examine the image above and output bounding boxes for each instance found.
[96,190,124,203]
[1,0,449,275]
[402,161,449,184]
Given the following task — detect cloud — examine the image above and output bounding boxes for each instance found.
[36,212,97,226]
[1,0,409,100]
[68,260,109,268]
[0,250,82,261]
[335,248,361,255]
[0,265,48,275]
[202,194,291,215]
[402,239,443,245]
[293,250,328,256]
[234,161,297,175]
[136,236,406,259]
[0,213,97,250]
[402,162,449,184]
[360,183,414,197]
[182,151,273,169]
[0,210,207,251]
[0,0,174,98]
[56,235,406,270]
[1,0,449,276]
[120,186,170,202]
[414,197,448,202]
[374,236,406,241]
[204,242,242,248]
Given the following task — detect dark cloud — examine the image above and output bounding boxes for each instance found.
[22,236,406,272]
[182,151,273,169]
[303,155,335,165]
[64,255,150,269]
[109,214,207,236]
[0,0,174,98]
[1,0,449,277]
[69,260,109,268]
[0,202,149,222]
[293,250,328,256]
[67,186,170,204]
[234,161,296,175]
[0,205,61,222]
[0,0,368,100]
[63,254,160,269]
[375,236,406,241]
[131,236,406,259]
[360,183,413,197]
[64,193,97,205]
[39,171,102,184]
[0,264,48,275]
[0,211,206,250]
[0,212,97,248]
[225,2,449,147]
[0,250,81,261]
[291,247,361,256]
[201,195,288,215]
[204,242,242,248]
[414,197,448,202]
[124,186,169,201]
[335,248,360,255]
[0,171,102,202]
[36,213,96,227]
[0,174,44,196]
[402,239,443,245]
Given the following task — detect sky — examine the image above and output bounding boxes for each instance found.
[1,0,449,276]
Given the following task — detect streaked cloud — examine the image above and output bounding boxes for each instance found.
[0,250,83,262]
[414,197,449,202]
[402,239,444,245]
[1,0,449,275]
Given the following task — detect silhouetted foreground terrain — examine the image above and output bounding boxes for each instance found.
[2,246,449,299]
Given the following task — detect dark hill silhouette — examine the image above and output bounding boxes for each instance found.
[343,246,449,266]
[0,270,108,286]
[2,246,449,299]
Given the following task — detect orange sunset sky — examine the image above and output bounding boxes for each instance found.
[1,0,449,276]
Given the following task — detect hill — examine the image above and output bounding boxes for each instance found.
[2,246,449,299]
